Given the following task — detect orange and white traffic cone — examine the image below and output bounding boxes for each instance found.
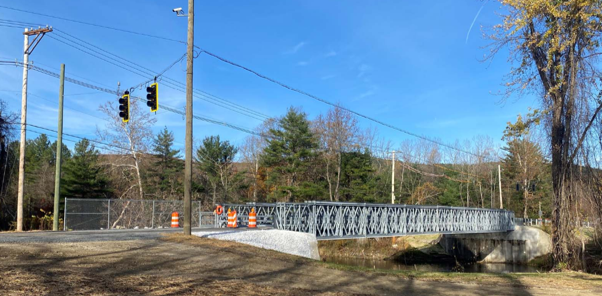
[171,212,179,228]
[248,208,257,228]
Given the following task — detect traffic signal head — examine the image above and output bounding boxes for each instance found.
[119,91,130,122]
[146,82,158,112]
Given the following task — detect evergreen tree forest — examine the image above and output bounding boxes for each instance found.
[0,99,568,231]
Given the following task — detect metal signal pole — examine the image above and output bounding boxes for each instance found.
[183,0,194,235]
[17,26,52,231]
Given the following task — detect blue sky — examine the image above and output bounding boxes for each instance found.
[0,1,537,154]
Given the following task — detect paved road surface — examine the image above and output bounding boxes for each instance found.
[0,228,245,243]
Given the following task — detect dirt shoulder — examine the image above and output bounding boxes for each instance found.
[0,234,601,295]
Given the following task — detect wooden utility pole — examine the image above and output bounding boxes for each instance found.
[53,64,65,231]
[391,151,395,204]
[16,26,52,231]
[498,164,503,209]
[183,0,194,235]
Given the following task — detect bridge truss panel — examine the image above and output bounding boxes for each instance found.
[218,202,515,240]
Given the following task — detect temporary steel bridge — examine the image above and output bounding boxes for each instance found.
[218,201,515,240]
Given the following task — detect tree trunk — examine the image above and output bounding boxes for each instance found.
[253,158,258,201]
[466,181,469,207]
[551,91,570,267]
[326,157,333,201]
[334,151,341,202]
[479,181,484,208]
[212,183,217,206]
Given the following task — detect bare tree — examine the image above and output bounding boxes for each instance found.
[314,105,361,201]
[97,96,156,228]
[240,118,276,201]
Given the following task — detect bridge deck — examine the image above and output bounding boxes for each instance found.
[218,201,515,240]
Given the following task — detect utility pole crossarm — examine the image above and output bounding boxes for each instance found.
[23,27,53,55]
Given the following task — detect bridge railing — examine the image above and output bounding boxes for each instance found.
[218,201,515,240]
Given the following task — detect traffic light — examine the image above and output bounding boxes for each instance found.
[146,82,158,112]
[119,91,130,122]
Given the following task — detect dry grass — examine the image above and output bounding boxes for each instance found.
[1,234,602,295]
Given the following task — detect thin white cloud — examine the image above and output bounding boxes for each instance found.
[297,61,308,66]
[355,90,376,101]
[357,64,371,78]
[284,42,306,54]
[321,74,337,80]
[325,50,337,57]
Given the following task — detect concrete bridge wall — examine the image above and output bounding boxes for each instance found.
[440,226,552,264]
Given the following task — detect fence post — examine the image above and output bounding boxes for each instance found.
[63,198,67,231]
[152,200,155,229]
[107,199,111,230]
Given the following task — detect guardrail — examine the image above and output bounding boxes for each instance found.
[218,201,515,240]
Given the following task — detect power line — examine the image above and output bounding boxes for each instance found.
[0,60,490,185]
[0,61,270,140]
[0,89,107,121]
[0,22,271,121]
[0,6,185,44]
[45,29,270,121]
[197,49,493,161]
[1,12,494,161]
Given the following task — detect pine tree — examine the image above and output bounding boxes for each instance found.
[339,150,374,202]
[150,127,182,197]
[196,135,238,205]
[261,107,317,202]
[61,139,109,199]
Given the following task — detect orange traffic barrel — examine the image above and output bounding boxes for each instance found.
[227,208,233,228]
[248,208,257,228]
[171,212,179,228]
[231,210,238,228]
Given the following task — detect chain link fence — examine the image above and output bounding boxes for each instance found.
[64,198,216,231]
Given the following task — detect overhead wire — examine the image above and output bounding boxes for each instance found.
[196,49,496,162]
[0,89,108,122]
[0,5,186,44]
[46,29,270,121]
[0,15,497,184]
[0,19,271,121]
[1,13,495,161]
